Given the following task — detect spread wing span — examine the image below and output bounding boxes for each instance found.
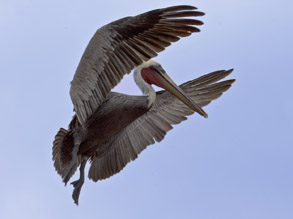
[88,69,235,181]
[70,5,205,124]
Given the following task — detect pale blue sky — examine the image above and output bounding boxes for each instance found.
[1,0,292,218]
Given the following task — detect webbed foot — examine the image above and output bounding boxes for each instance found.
[71,158,87,205]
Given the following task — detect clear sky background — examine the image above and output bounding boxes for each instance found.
[1,0,292,218]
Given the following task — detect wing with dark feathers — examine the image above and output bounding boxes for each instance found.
[88,69,235,181]
[70,5,205,124]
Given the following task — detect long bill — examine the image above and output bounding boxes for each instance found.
[153,67,208,118]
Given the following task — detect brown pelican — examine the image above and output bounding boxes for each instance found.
[52,5,235,204]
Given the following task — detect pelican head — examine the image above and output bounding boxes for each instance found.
[134,60,208,118]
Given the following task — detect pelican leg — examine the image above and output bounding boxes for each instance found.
[63,143,80,185]
[71,157,87,205]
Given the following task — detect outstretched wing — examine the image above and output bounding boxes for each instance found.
[88,69,235,181]
[70,5,205,124]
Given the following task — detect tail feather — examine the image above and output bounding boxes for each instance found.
[52,128,81,180]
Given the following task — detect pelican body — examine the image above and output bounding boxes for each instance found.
[52,5,235,205]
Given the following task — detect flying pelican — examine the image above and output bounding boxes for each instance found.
[52,5,235,205]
